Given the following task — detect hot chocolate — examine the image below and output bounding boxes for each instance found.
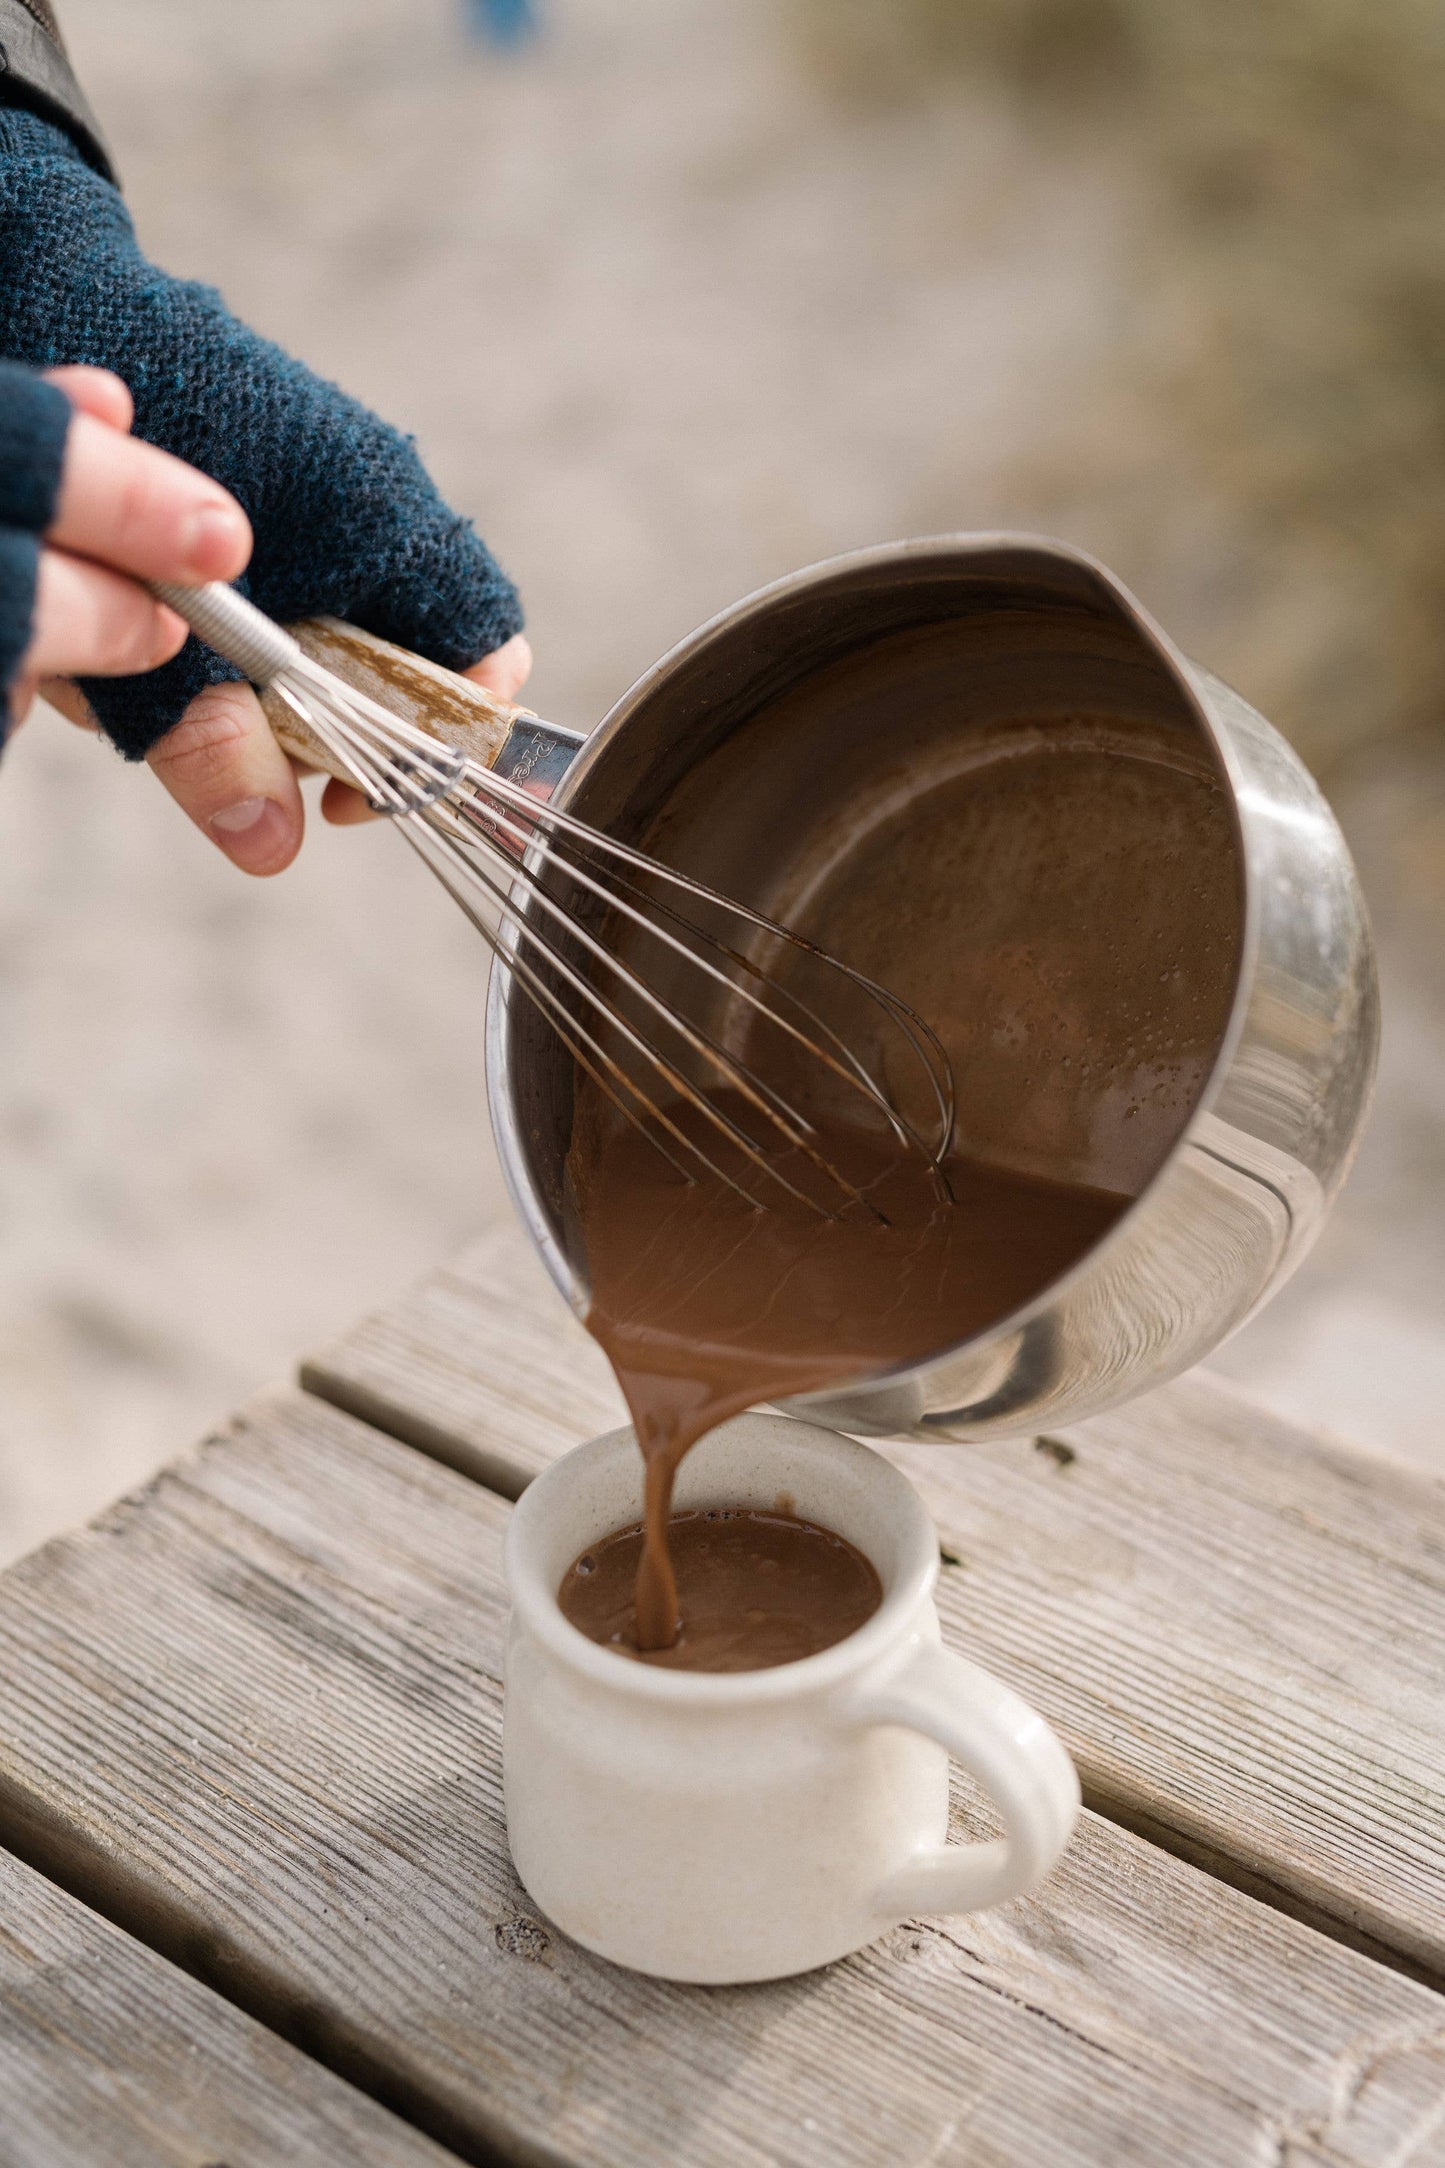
[571,1095,1127,1649]
[559,1505,883,1672]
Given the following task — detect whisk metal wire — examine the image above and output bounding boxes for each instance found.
[150,580,955,1218]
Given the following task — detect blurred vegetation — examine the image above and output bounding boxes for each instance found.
[797,0,1445,767]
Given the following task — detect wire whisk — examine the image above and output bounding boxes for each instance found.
[151,580,955,1219]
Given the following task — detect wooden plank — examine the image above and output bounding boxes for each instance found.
[302,1223,1445,1981]
[0,1392,1444,2167]
[891,1380,1445,1982]
[0,1846,456,2168]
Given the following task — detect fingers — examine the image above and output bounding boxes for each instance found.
[23,546,189,681]
[146,680,305,875]
[50,410,251,586]
[5,674,37,728]
[37,678,97,730]
[46,663,306,880]
[320,775,378,825]
[44,365,134,434]
[465,631,532,702]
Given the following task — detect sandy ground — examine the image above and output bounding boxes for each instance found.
[0,0,1439,1565]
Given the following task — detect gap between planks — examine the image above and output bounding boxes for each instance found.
[0,1845,462,2168]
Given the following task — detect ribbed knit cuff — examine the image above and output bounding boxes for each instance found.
[0,358,70,530]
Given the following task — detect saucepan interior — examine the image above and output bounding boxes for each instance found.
[489,536,1246,1334]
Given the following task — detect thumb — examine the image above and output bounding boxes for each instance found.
[146,680,305,874]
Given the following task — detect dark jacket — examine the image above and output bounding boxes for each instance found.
[0,0,112,180]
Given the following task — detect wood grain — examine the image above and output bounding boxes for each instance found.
[260,616,517,781]
[892,1378,1445,1983]
[0,1846,456,2167]
[302,1222,1445,1980]
[1,1388,1444,2167]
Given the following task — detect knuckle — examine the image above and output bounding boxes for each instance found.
[147,688,252,785]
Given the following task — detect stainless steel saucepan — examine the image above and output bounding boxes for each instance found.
[485,535,1378,1440]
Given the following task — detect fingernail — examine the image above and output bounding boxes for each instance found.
[183,502,250,578]
[208,796,297,873]
[210,796,269,833]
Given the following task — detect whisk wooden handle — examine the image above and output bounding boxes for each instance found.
[260,616,524,780]
[151,582,581,798]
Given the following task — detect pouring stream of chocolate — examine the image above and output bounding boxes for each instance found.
[572,1100,1127,1648]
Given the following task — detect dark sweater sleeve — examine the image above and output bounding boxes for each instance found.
[0,356,71,720]
[0,109,523,759]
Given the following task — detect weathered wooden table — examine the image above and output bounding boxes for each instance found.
[2,1222,1444,2166]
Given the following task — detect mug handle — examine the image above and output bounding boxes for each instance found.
[844,1642,1081,1919]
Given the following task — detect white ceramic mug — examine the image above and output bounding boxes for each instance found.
[503,1412,1080,1983]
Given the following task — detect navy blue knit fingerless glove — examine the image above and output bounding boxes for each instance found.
[0,358,70,716]
[0,109,523,759]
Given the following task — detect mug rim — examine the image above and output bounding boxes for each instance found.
[504,1413,940,1705]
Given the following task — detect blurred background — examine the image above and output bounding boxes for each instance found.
[1,0,1442,1563]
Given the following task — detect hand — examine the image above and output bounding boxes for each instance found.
[33,368,534,874]
[134,623,532,873]
[12,364,250,716]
